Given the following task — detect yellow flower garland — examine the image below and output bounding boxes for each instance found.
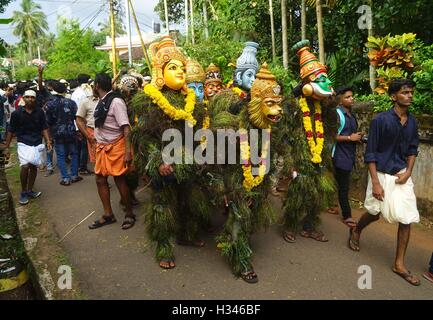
[239,128,271,191]
[143,84,197,126]
[200,102,211,149]
[299,97,325,164]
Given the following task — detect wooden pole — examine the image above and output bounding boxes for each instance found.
[190,0,195,45]
[128,0,152,73]
[301,0,307,40]
[203,0,209,39]
[184,0,189,44]
[109,0,117,77]
[164,0,169,34]
[316,0,325,64]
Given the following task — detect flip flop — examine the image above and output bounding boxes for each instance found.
[240,270,259,284]
[121,216,136,230]
[348,228,360,252]
[88,215,117,229]
[423,272,433,284]
[282,230,296,243]
[343,218,357,228]
[300,230,329,242]
[159,258,175,269]
[392,268,421,286]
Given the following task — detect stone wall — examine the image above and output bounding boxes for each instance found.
[350,102,433,219]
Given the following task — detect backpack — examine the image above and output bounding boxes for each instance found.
[331,108,346,158]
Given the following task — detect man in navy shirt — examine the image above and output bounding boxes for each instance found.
[348,79,421,286]
[4,90,52,205]
[332,86,363,228]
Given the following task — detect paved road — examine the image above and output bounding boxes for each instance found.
[29,168,433,300]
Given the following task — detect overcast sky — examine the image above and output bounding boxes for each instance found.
[0,0,162,44]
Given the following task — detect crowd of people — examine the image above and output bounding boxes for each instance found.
[0,36,432,287]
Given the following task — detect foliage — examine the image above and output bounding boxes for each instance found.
[15,65,37,80]
[355,93,393,113]
[11,0,48,58]
[366,33,416,70]
[374,66,407,94]
[182,38,244,83]
[44,19,109,79]
[412,59,433,114]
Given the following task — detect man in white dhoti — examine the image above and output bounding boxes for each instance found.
[4,90,52,205]
[348,79,421,286]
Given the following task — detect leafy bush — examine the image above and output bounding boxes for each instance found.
[183,38,244,83]
[356,93,393,113]
[15,65,38,81]
[412,59,433,114]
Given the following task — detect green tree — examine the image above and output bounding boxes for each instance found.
[45,19,109,79]
[11,0,48,60]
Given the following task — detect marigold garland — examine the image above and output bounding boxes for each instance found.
[239,128,271,191]
[200,102,211,149]
[143,84,197,126]
[299,97,325,164]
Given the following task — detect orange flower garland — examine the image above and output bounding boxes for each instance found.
[299,97,324,164]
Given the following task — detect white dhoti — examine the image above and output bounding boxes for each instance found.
[364,169,419,225]
[17,143,46,167]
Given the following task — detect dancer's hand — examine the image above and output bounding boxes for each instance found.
[158,163,174,176]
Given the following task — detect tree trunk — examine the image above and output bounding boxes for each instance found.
[368,0,375,91]
[190,0,195,44]
[281,0,288,69]
[316,0,325,64]
[184,0,189,44]
[269,0,276,62]
[164,0,169,33]
[203,0,209,39]
[301,0,306,40]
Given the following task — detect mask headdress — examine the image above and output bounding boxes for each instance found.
[148,36,187,90]
[186,59,205,84]
[205,63,223,87]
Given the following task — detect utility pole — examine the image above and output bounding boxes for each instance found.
[368,0,375,91]
[269,0,276,62]
[203,0,209,39]
[184,0,189,44]
[109,0,117,77]
[164,0,169,34]
[125,0,132,67]
[281,0,288,70]
[190,0,195,45]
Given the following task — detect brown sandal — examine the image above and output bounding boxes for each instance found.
[283,230,296,243]
[300,230,328,242]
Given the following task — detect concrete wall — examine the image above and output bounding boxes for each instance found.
[351,102,433,219]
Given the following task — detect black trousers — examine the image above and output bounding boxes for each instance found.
[335,167,352,220]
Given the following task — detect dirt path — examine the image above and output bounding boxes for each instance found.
[19,169,433,299]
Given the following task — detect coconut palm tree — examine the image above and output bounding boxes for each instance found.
[12,0,48,61]
[306,0,341,64]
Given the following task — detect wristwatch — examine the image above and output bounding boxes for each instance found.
[347,135,351,141]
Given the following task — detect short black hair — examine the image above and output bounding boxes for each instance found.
[335,86,353,96]
[388,79,416,95]
[77,74,91,85]
[94,73,112,92]
[69,79,79,90]
[52,81,67,94]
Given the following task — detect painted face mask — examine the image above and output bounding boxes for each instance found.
[188,82,205,102]
[148,36,187,91]
[293,40,335,101]
[163,59,186,91]
[185,59,206,102]
[234,42,259,92]
[204,63,223,100]
[248,63,283,129]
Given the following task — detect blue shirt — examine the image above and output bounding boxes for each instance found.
[333,106,358,171]
[364,107,419,175]
[45,95,77,143]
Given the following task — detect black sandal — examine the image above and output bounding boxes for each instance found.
[88,215,117,229]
